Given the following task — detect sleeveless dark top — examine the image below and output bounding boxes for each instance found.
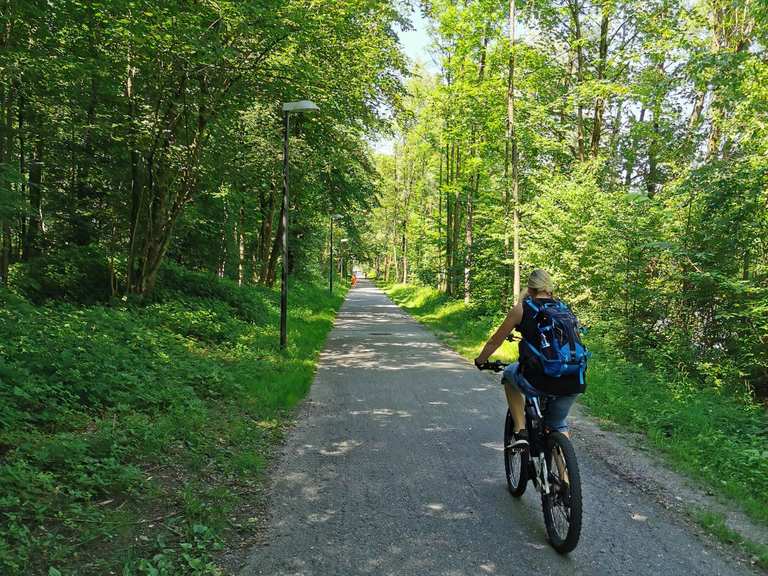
[517,297,583,396]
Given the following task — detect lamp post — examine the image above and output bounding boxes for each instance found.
[329,214,342,295]
[280,100,320,350]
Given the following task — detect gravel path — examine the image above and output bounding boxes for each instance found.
[241,279,758,576]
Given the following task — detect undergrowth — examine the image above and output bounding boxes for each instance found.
[0,264,345,575]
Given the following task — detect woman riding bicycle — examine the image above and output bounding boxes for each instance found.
[473,269,582,448]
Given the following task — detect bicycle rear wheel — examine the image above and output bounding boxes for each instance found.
[541,431,582,553]
[504,409,528,497]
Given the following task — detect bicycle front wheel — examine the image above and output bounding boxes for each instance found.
[504,409,528,497]
[541,431,582,553]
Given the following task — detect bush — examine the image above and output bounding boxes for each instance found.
[154,261,272,323]
[10,245,114,304]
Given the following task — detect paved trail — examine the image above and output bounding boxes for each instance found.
[242,280,754,576]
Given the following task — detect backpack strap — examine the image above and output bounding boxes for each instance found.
[523,296,540,314]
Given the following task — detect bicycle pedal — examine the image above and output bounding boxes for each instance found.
[504,439,529,451]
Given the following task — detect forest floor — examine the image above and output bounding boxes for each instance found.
[0,266,346,575]
[383,282,768,570]
[238,279,764,575]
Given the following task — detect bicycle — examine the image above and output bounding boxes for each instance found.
[479,359,583,554]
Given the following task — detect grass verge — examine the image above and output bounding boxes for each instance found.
[695,510,768,569]
[383,283,768,532]
[0,265,346,575]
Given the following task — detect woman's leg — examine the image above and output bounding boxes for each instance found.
[543,394,579,484]
[543,394,579,436]
[501,363,526,434]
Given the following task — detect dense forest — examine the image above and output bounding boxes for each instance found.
[372,0,768,400]
[0,0,405,298]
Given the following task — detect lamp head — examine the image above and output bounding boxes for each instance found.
[283,100,320,113]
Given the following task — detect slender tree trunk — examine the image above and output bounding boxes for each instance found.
[609,99,623,158]
[590,7,610,158]
[0,84,8,284]
[238,204,245,285]
[74,61,98,246]
[126,54,143,293]
[507,0,521,302]
[265,202,284,287]
[465,172,477,304]
[452,144,462,297]
[688,90,706,133]
[569,0,586,162]
[17,92,25,261]
[623,108,645,187]
[647,113,660,197]
[259,184,275,283]
[401,221,407,283]
[438,145,444,290]
[445,143,453,295]
[23,138,43,259]
[464,31,488,304]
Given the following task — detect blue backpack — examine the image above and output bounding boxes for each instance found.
[521,297,589,387]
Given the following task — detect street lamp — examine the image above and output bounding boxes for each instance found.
[329,214,342,295]
[280,100,320,350]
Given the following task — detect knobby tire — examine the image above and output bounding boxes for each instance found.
[541,431,582,553]
[504,409,528,497]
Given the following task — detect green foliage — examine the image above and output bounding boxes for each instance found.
[9,246,114,304]
[369,0,768,403]
[0,268,345,574]
[0,0,405,294]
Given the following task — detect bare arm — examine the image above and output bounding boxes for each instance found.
[474,301,523,366]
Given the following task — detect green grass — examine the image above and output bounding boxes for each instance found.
[0,265,346,575]
[695,510,768,569]
[384,283,768,530]
[384,284,518,361]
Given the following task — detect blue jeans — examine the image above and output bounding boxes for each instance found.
[501,362,578,433]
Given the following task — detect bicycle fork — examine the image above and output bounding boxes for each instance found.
[529,397,551,496]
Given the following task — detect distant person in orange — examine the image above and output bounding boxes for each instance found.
[351,272,357,286]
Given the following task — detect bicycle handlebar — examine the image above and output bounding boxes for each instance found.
[476,360,509,373]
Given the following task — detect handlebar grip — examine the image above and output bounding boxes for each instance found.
[477,360,508,373]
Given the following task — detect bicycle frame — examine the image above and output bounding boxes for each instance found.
[526,394,552,495]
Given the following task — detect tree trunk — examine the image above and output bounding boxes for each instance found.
[569,0,586,162]
[23,139,43,259]
[623,108,645,187]
[17,91,25,259]
[126,50,143,292]
[445,143,453,295]
[265,202,284,287]
[507,0,521,302]
[438,145,444,290]
[258,184,275,283]
[590,7,610,158]
[238,204,245,285]
[452,144,462,297]
[401,220,407,283]
[0,83,8,285]
[465,172,477,304]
